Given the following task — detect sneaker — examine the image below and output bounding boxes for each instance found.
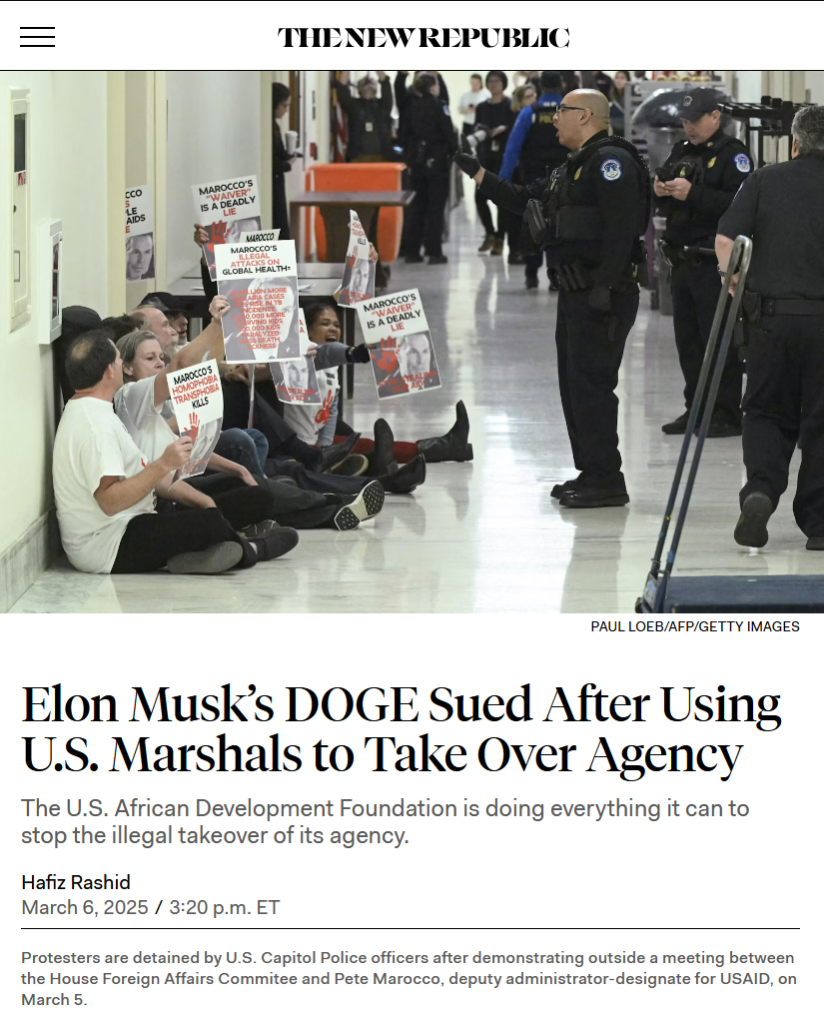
[333,481,386,531]
[560,483,630,509]
[239,522,300,561]
[490,237,504,257]
[734,493,773,549]
[478,234,494,253]
[662,412,690,435]
[330,454,370,477]
[167,541,244,575]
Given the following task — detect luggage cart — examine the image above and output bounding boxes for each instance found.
[636,237,824,615]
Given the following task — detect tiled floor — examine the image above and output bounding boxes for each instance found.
[11,204,823,614]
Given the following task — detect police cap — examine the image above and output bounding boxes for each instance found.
[678,87,723,122]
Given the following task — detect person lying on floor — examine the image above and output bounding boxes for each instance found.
[114,327,384,533]
[53,318,299,576]
[302,302,474,476]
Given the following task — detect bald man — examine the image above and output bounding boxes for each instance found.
[456,89,650,509]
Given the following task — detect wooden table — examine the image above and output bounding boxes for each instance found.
[289,190,415,287]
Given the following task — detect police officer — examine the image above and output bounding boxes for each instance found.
[400,73,457,265]
[501,70,567,288]
[455,89,650,509]
[716,104,824,552]
[656,88,753,437]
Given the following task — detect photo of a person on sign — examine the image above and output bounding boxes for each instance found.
[126,233,155,282]
[372,331,442,399]
[222,276,299,363]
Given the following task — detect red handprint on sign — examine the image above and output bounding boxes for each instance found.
[375,337,398,373]
[183,411,200,447]
[209,220,230,251]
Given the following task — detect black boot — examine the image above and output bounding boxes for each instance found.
[311,433,361,473]
[379,454,427,494]
[368,419,399,476]
[415,401,474,463]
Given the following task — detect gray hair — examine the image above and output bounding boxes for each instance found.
[117,329,158,372]
[792,104,824,155]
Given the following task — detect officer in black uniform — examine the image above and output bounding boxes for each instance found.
[716,103,824,552]
[455,89,650,509]
[400,73,457,265]
[656,88,753,437]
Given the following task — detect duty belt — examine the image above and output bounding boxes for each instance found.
[659,241,716,269]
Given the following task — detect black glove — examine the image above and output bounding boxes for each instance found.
[454,147,481,179]
[588,285,612,313]
[347,345,372,364]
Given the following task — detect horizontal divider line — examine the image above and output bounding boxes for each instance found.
[21,927,801,932]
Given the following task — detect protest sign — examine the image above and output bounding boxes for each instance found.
[125,185,154,283]
[166,359,224,482]
[192,175,262,281]
[216,239,301,364]
[239,229,280,244]
[269,312,322,407]
[355,289,442,400]
[338,210,376,307]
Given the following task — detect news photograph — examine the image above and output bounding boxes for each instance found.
[0,8,822,1022]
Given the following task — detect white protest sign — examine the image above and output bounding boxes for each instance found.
[167,359,224,482]
[216,239,301,364]
[355,289,442,400]
[269,312,322,406]
[338,210,376,307]
[192,175,262,280]
[125,185,155,284]
[239,229,280,244]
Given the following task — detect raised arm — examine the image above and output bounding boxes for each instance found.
[152,296,229,405]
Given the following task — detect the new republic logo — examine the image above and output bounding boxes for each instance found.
[276,27,570,48]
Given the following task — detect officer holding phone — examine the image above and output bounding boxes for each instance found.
[656,88,753,437]
[455,89,650,509]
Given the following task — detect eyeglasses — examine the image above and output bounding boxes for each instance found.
[556,105,587,114]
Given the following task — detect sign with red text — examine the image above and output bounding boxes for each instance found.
[192,175,262,281]
[216,239,301,364]
[167,359,224,482]
[338,211,376,307]
[355,289,442,400]
[269,312,322,406]
[125,185,155,284]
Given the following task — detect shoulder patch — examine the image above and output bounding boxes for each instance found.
[734,153,752,173]
[600,158,623,182]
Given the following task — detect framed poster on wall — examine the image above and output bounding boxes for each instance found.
[10,88,31,332]
[47,220,63,343]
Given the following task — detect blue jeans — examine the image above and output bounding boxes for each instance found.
[215,428,269,476]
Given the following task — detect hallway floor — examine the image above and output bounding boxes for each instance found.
[12,204,823,614]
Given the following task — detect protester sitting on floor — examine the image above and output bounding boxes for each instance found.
[100,312,270,481]
[114,328,385,532]
[301,303,474,475]
[53,303,300,577]
[190,223,427,494]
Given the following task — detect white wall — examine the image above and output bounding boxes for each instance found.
[166,71,262,285]
[0,71,110,559]
[806,71,824,102]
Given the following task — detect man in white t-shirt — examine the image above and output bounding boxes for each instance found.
[459,74,491,137]
[54,320,298,575]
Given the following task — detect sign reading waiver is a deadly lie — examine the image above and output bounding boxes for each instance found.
[192,175,262,281]
[216,239,301,364]
[355,289,442,400]
[167,359,224,482]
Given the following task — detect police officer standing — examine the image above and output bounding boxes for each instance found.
[455,89,650,508]
[400,73,457,265]
[656,88,753,437]
[716,104,824,552]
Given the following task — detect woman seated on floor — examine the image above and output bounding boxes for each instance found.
[296,302,474,477]
[114,329,386,532]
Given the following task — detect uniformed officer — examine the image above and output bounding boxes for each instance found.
[656,88,753,437]
[455,89,650,508]
[399,73,457,265]
[716,103,824,552]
